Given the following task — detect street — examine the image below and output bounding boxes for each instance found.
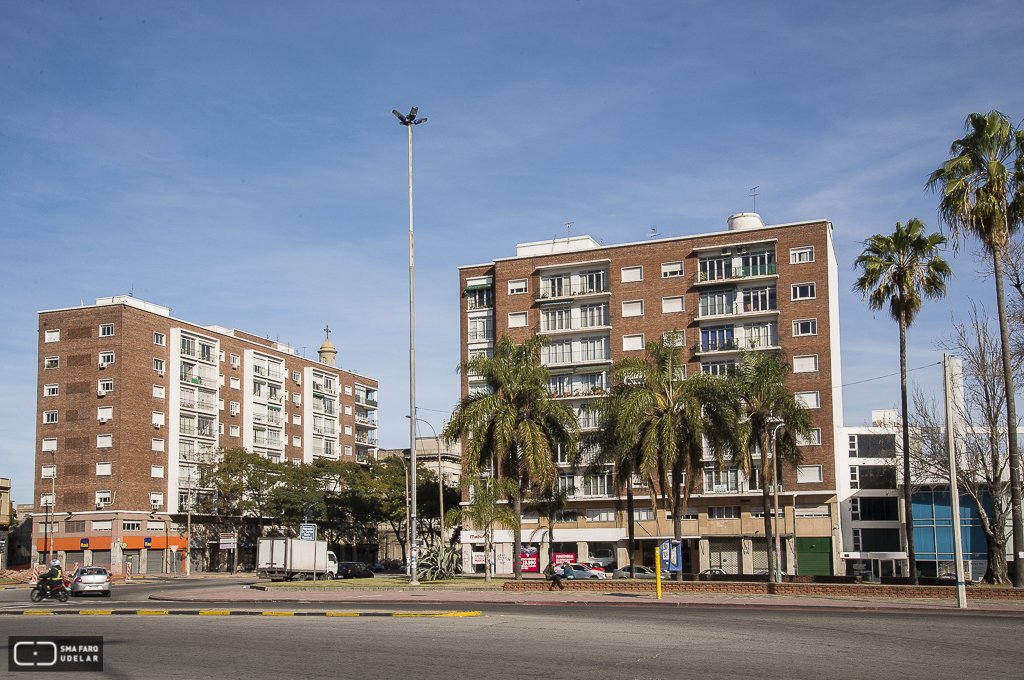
[1,581,1021,679]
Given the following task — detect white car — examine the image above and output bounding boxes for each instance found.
[562,563,607,580]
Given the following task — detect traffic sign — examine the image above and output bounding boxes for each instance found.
[299,524,317,541]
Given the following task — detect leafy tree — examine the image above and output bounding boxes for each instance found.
[354,457,410,565]
[607,331,740,580]
[444,333,579,580]
[730,351,814,583]
[927,111,1024,586]
[854,219,952,583]
[524,486,572,571]
[443,477,520,582]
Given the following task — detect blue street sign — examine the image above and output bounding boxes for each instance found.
[299,524,316,541]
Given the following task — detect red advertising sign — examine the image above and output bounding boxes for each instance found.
[519,544,540,572]
[552,552,576,565]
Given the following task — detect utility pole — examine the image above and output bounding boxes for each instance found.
[944,353,967,608]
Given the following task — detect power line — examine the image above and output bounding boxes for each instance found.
[841,361,940,388]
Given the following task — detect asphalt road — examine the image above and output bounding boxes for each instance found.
[2,602,1021,679]
[0,577,260,611]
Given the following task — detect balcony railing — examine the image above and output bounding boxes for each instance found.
[468,330,493,341]
[355,415,376,427]
[466,298,493,311]
[265,411,282,425]
[697,263,777,284]
[181,374,217,389]
[313,423,336,435]
[355,395,378,407]
[355,433,377,446]
[267,368,282,381]
[536,283,610,300]
[312,381,337,395]
[197,400,217,413]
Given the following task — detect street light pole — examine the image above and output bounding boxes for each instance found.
[768,418,785,584]
[408,416,444,540]
[47,451,55,563]
[393,106,426,585]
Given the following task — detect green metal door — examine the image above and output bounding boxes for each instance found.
[796,537,832,576]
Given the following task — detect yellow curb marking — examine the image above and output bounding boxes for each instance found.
[23,611,53,615]
[394,611,482,618]
[326,612,359,616]
[78,611,113,615]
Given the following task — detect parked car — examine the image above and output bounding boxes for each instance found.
[336,562,375,579]
[368,563,386,573]
[69,566,111,597]
[699,568,728,576]
[612,565,669,580]
[578,562,606,573]
[563,563,607,580]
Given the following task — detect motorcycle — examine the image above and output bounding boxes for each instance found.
[30,580,70,603]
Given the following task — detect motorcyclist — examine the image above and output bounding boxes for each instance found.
[40,559,64,595]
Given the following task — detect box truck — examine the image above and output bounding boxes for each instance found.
[257,538,338,581]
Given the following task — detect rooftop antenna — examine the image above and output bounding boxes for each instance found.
[649,226,661,239]
[565,222,574,240]
[750,186,760,212]
[129,284,134,298]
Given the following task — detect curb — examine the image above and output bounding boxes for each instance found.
[0,609,482,617]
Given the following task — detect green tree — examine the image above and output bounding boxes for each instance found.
[927,110,1024,586]
[607,331,740,580]
[524,486,572,570]
[854,218,952,584]
[354,457,410,566]
[443,477,520,582]
[730,351,814,583]
[444,333,579,580]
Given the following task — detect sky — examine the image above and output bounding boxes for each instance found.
[2,0,1023,504]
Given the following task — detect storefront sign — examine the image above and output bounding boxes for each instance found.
[552,553,576,565]
[472,553,487,565]
[79,539,89,550]
[518,544,540,572]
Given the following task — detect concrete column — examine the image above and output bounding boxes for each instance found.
[741,538,754,574]
[84,549,92,566]
[576,542,588,563]
[697,538,710,571]
[139,549,147,574]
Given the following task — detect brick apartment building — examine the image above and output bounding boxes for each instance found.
[32,296,378,574]
[457,213,844,576]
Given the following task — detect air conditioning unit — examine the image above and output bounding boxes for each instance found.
[98,417,108,424]
[721,248,732,255]
[153,423,161,429]
[98,362,108,369]
[737,246,748,254]
[95,502,103,510]
[97,389,107,397]
[158,369,165,377]
[151,501,160,510]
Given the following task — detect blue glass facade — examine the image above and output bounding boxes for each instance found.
[912,487,991,564]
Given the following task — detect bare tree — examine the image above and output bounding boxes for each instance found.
[911,303,1019,584]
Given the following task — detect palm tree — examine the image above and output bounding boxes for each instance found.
[443,333,579,580]
[854,218,951,584]
[607,331,740,580]
[443,477,520,583]
[730,351,814,583]
[524,486,571,571]
[927,110,1024,587]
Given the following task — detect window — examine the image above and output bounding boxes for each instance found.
[44,410,58,424]
[851,465,896,490]
[40,493,54,507]
[585,508,616,522]
[623,334,644,351]
[344,405,352,415]
[541,308,570,331]
[344,425,352,435]
[97,406,113,422]
[508,279,528,295]
[219,350,225,363]
[122,521,141,532]
[152,411,165,426]
[154,358,165,372]
[662,330,685,348]
[795,504,831,518]
[699,256,733,282]
[797,465,822,483]
[345,385,352,395]
[92,520,112,531]
[44,384,59,397]
[466,287,493,310]
[230,425,240,437]
[45,356,59,369]
[293,414,301,425]
[792,319,817,336]
[581,270,607,293]
[293,436,301,447]
[152,439,164,451]
[708,506,740,519]
[95,490,112,505]
[541,275,567,298]
[96,462,112,476]
[700,290,735,317]
[579,336,609,361]
[218,423,224,435]
[741,286,776,312]
[470,317,494,339]
[98,378,113,393]
[150,492,164,507]
[45,329,60,343]
[145,520,164,532]
[344,445,353,457]
[791,282,816,300]
[556,474,576,496]
[702,360,735,376]
[218,374,225,387]
[632,507,654,521]
[661,261,683,278]
[583,472,613,497]
[792,355,818,373]
[41,465,56,479]
[97,434,112,448]
[293,393,301,406]
[704,468,739,493]
[152,385,165,399]
[507,312,528,329]
[621,300,644,317]
[797,428,822,446]
[578,303,608,328]
[153,332,166,345]
[750,506,785,518]
[851,496,898,521]
[742,250,776,276]
[850,434,895,458]
[227,354,239,369]
[99,323,114,337]
[229,401,239,416]
[795,391,820,409]
[662,296,684,313]
[219,398,225,411]
[542,339,573,365]
[621,266,643,283]
[790,246,815,264]
[42,438,57,451]
[292,370,301,383]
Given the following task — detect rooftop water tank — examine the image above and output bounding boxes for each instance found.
[727,213,765,231]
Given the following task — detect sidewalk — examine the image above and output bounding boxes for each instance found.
[149,583,1024,614]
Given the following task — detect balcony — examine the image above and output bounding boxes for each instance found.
[355,395,378,408]
[197,400,218,413]
[313,422,336,435]
[181,374,217,389]
[695,263,778,286]
[695,334,779,355]
[535,282,610,302]
[547,386,607,400]
[355,414,377,427]
[355,433,377,446]
[467,330,493,342]
[312,381,337,395]
[312,401,336,416]
[697,300,779,320]
[466,298,493,311]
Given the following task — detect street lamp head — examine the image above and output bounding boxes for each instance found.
[392,109,405,121]
[413,118,427,125]
[408,106,418,118]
